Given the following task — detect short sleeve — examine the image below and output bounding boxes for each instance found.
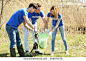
[28,12,32,18]
[22,9,28,16]
[58,13,62,19]
[47,12,51,17]
[40,10,45,17]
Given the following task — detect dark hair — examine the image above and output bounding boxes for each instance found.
[50,6,55,11]
[28,3,38,9]
[37,3,41,7]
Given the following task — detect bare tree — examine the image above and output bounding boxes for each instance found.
[0,0,3,33]
[0,0,11,33]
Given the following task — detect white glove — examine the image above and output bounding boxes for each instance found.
[47,28,50,33]
[35,28,38,32]
[32,28,38,32]
[48,31,53,36]
[32,29,35,32]
[40,30,44,33]
[31,29,35,34]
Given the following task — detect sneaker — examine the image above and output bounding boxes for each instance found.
[51,52,54,56]
[66,51,69,55]
[35,51,43,55]
[26,51,29,55]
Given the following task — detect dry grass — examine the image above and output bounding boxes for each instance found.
[0,0,86,34]
[0,0,86,57]
[0,27,86,57]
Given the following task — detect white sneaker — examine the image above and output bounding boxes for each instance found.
[66,51,69,55]
[26,51,29,55]
[51,52,54,56]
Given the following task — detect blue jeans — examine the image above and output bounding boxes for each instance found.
[6,24,21,48]
[51,25,68,51]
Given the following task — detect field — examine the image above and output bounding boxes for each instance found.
[0,28,86,57]
[0,0,86,34]
[0,0,86,57]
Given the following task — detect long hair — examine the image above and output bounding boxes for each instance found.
[37,3,41,7]
[50,6,59,19]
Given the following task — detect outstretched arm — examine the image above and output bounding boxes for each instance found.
[23,21,32,31]
[52,19,61,32]
[23,16,33,31]
[23,16,34,29]
[42,17,48,29]
[46,17,49,28]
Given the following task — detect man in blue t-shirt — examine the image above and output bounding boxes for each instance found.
[6,3,38,57]
[24,3,48,55]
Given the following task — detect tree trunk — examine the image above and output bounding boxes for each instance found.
[0,15,1,33]
[0,0,3,33]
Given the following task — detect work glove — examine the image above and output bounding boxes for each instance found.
[32,28,38,34]
[40,30,44,33]
[48,31,53,36]
[47,28,50,33]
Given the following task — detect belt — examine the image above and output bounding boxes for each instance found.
[6,24,9,26]
[6,24,16,29]
[6,24,13,29]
